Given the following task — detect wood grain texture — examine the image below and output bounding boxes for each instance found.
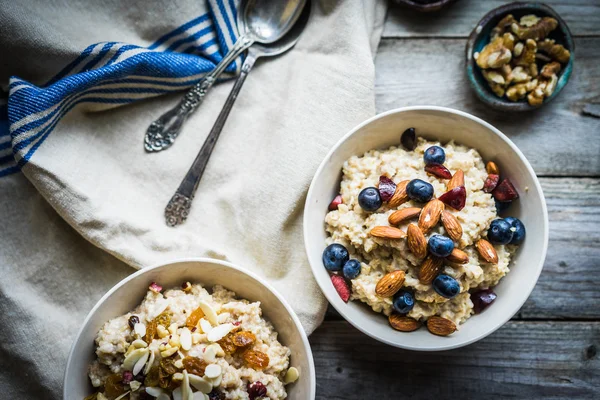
[374,37,600,176]
[384,0,600,38]
[310,321,600,399]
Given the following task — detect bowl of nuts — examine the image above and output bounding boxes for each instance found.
[64,258,316,400]
[466,2,574,111]
[304,106,548,350]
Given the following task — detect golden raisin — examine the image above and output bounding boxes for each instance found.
[144,365,160,387]
[103,374,126,399]
[182,356,207,376]
[217,333,238,354]
[243,350,270,370]
[232,331,256,348]
[186,307,205,328]
[144,320,157,344]
[154,311,171,328]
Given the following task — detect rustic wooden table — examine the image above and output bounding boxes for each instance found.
[309,1,600,398]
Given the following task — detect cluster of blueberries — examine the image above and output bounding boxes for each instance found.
[324,144,526,315]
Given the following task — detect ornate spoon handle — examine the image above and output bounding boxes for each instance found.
[144,35,254,153]
[164,52,258,227]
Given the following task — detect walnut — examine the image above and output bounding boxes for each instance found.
[537,39,571,63]
[529,63,539,78]
[482,70,506,85]
[506,82,529,102]
[541,61,561,79]
[511,16,558,41]
[513,39,537,66]
[544,74,558,97]
[491,14,517,39]
[507,66,531,84]
[513,42,524,57]
[519,14,541,27]
[476,33,514,69]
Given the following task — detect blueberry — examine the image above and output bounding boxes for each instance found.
[428,234,455,258]
[432,274,460,299]
[406,179,434,203]
[342,259,361,279]
[322,244,349,272]
[494,199,511,215]
[393,290,415,314]
[487,219,514,244]
[424,146,445,165]
[504,217,526,244]
[358,187,382,212]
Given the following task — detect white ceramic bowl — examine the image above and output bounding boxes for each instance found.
[304,106,548,351]
[64,258,316,399]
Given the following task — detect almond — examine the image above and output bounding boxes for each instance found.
[407,224,427,259]
[486,161,500,175]
[370,226,406,239]
[476,239,498,264]
[389,314,421,332]
[418,199,444,233]
[418,255,443,284]
[375,270,406,297]
[388,180,410,208]
[447,169,464,191]
[447,248,469,264]
[388,207,421,225]
[441,211,463,242]
[426,316,456,336]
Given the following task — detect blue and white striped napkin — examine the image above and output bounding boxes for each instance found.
[0,0,240,177]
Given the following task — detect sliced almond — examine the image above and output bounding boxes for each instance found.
[144,349,156,375]
[418,199,444,233]
[476,239,499,264]
[203,344,218,363]
[389,314,421,332]
[407,224,427,259]
[204,364,222,379]
[160,346,178,358]
[208,374,223,387]
[283,367,300,384]
[132,349,150,376]
[370,226,407,239]
[375,270,406,297]
[207,323,236,342]
[447,169,465,191]
[388,180,410,207]
[441,211,463,242]
[123,348,149,371]
[134,323,147,338]
[200,318,213,334]
[188,374,213,394]
[447,248,469,264]
[426,316,457,336]
[181,370,192,400]
[180,327,192,351]
[486,161,500,175]
[388,207,421,225]
[198,301,219,326]
[418,256,443,284]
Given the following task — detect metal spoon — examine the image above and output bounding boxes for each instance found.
[164,0,311,227]
[145,0,307,152]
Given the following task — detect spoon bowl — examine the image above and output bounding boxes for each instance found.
[244,0,307,43]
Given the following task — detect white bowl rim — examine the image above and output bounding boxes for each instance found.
[63,257,317,398]
[303,105,549,351]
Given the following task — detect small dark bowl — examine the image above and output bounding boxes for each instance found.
[466,2,575,112]
[393,0,459,13]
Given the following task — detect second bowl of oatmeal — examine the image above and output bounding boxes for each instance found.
[64,258,315,399]
[303,106,548,351]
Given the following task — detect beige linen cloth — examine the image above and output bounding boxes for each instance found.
[0,0,387,397]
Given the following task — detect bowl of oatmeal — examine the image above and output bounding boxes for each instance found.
[303,106,548,351]
[64,258,315,399]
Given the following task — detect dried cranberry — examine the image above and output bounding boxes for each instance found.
[128,315,140,329]
[328,194,343,211]
[438,186,467,211]
[378,176,397,202]
[248,381,268,400]
[483,174,500,193]
[122,371,134,385]
[424,163,452,179]
[233,321,242,326]
[401,127,417,150]
[471,289,497,314]
[492,178,519,202]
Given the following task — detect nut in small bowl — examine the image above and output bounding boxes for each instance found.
[466,2,574,111]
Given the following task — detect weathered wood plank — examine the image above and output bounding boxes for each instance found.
[310,321,600,399]
[324,178,600,321]
[384,0,600,38]
[375,37,600,176]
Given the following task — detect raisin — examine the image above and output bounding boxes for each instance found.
[144,365,160,388]
[144,320,157,344]
[232,331,256,348]
[154,311,171,328]
[103,374,126,399]
[247,381,267,400]
[128,315,140,329]
[243,350,270,370]
[186,307,205,328]
[182,356,207,376]
[217,333,238,354]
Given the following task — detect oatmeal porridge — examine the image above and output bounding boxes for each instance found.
[85,282,299,400]
[322,129,525,336]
